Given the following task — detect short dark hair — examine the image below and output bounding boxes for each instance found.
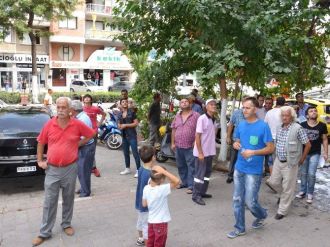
[120,98,128,104]
[295,92,303,99]
[276,96,286,106]
[305,106,317,116]
[243,97,259,107]
[150,169,165,184]
[153,92,161,100]
[72,94,81,100]
[139,145,155,163]
[265,97,273,102]
[83,94,93,102]
[257,94,265,100]
[121,89,128,93]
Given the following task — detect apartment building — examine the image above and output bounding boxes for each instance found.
[0,22,50,92]
[49,0,133,92]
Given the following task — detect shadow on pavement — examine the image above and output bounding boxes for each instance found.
[0,175,44,195]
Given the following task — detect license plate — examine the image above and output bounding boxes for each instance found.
[17,166,37,173]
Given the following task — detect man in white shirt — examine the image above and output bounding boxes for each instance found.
[43,88,54,117]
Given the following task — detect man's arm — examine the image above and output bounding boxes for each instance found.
[195,132,204,160]
[226,123,234,145]
[37,143,47,169]
[142,199,148,207]
[120,119,138,129]
[299,141,311,165]
[322,133,328,161]
[171,128,176,150]
[241,142,275,159]
[97,111,106,127]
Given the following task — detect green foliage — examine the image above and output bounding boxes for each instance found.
[114,0,329,96]
[0,92,23,104]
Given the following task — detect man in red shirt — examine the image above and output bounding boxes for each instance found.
[32,97,95,246]
[83,94,106,177]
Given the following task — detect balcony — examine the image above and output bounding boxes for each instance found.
[86,3,113,16]
[85,29,122,43]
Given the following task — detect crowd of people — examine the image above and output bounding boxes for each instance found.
[33,90,328,246]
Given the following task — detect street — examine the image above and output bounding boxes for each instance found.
[0,143,330,247]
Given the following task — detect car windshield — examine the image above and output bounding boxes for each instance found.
[0,112,50,137]
[85,81,97,86]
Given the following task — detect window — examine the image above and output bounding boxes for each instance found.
[59,18,77,29]
[58,45,74,61]
[21,33,41,45]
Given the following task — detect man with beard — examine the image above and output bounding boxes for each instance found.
[296,106,328,203]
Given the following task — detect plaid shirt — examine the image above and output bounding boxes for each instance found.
[276,123,309,161]
[171,111,200,148]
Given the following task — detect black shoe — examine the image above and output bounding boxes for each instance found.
[265,181,277,193]
[192,197,206,206]
[201,194,213,198]
[226,177,233,184]
[275,213,285,220]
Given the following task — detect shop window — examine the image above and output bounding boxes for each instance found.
[58,45,74,61]
[59,18,77,29]
[52,68,66,86]
[21,33,41,45]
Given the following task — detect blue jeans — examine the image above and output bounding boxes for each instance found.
[300,153,320,195]
[78,142,95,197]
[233,170,267,232]
[123,137,141,170]
[175,147,195,189]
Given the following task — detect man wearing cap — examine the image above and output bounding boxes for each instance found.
[192,99,217,205]
[71,100,95,198]
[32,97,95,246]
[171,97,200,194]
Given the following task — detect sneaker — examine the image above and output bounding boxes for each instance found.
[92,167,101,177]
[295,192,306,199]
[306,194,313,204]
[136,237,145,246]
[252,218,265,229]
[134,171,138,178]
[227,230,246,239]
[120,168,131,175]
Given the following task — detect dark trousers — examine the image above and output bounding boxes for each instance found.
[123,137,141,170]
[192,156,213,200]
[175,147,195,189]
[78,143,95,197]
[228,146,238,179]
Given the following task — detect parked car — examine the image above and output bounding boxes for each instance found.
[0,99,8,108]
[286,98,330,136]
[70,80,105,92]
[108,76,133,91]
[0,106,50,177]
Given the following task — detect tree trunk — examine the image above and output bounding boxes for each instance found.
[218,77,228,162]
[28,11,39,103]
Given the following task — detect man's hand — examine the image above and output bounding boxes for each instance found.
[241,149,254,159]
[233,141,241,150]
[226,137,232,145]
[171,143,176,151]
[118,123,126,130]
[298,158,305,166]
[198,152,204,161]
[38,160,48,169]
[323,153,328,161]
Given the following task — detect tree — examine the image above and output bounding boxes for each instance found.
[114,0,329,161]
[0,0,78,103]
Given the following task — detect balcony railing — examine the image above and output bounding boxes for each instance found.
[85,29,122,41]
[86,3,113,15]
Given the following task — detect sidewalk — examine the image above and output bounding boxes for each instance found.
[0,144,329,247]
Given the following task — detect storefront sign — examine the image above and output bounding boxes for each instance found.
[17,64,45,68]
[0,54,49,64]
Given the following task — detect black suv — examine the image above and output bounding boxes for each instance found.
[0,105,50,177]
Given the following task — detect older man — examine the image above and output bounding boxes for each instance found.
[266,106,311,220]
[171,97,200,194]
[71,100,95,198]
[32,97,95,246]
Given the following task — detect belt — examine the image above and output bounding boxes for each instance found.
[279,159,287,163]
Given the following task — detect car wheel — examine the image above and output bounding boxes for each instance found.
[70,88,74,92]
[106,133,122,150]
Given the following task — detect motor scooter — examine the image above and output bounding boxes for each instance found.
[155,123,176,162]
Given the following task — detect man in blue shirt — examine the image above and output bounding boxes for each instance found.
[71,100,95,198]
[227,97,274,239]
